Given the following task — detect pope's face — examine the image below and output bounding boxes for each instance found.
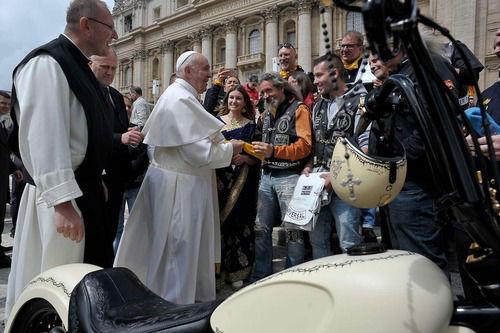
[190,55,212,94]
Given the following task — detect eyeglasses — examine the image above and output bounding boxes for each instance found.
[340,43,361,49]
[87,17,115,32]
[278,43,295,50]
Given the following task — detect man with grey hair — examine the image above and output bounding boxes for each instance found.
[130,86,151,127]
[115,51,243,304]
[340,31,375,87]
[6,0,117,318]
[250,72,312,281]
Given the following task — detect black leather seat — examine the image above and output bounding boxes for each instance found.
[68,267,220,333]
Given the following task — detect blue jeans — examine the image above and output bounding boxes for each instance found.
[251,170,303,281]
[387,181,448,271]
[113,186,140,253]
[310,195,361,258]
[361,208,376,228]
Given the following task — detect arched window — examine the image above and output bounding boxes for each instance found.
[346,12,365,34]
[248,29,261,54]
[216,38,226,64]
[124,66,132,86]
[284,20,296,46]
[152,58,159,79]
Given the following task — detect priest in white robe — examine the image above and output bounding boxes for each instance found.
[6,0,117,319]
[114,51,243,304]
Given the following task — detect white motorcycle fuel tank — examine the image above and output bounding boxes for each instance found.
[211,249,454,333]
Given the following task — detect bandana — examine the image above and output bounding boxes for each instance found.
[279,64,302,80]
[342,55,363,70]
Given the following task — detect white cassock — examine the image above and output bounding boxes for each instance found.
[114,78,233,304]
[6,53,87,318]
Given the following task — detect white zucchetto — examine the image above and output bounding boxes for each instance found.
[175,51,197,72]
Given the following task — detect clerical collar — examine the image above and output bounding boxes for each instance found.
[176,78,200,99]
[61,33,90,61]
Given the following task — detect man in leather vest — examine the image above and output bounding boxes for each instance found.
[250,72,312,281]
[303,53,369,257]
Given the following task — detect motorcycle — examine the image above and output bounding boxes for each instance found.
[5,0,500,332]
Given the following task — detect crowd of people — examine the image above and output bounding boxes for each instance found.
[1,0,500,320]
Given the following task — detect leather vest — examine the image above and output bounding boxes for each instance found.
[262,100,307,171]
[312,92,363,169]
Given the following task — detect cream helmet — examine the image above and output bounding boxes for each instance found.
[329,136,407,208]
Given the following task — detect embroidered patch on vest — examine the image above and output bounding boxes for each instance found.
[274,133,290,145]
[277,115,291,133]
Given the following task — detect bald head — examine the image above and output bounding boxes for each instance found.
[64,0,117,57]
[90,47,118,86]
[177,53,212,94]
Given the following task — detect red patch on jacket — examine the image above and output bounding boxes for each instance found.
[443,80,455,90]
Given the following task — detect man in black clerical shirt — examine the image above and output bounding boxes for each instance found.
[89,48,144,253]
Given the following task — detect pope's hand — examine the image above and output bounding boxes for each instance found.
[54,201,84,243]
[230,139,244,155]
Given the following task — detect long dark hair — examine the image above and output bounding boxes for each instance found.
[289,71,314,102]
[217,85,256,121]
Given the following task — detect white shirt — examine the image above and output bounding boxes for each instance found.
[14,54,87,207]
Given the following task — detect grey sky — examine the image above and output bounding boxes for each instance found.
[0,0,115,91]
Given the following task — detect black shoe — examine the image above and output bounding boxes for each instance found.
[362,227,378,243]
[0,253,11,268]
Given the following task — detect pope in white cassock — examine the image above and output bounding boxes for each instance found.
[114,51,244,304]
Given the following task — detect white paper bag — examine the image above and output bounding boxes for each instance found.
[284,173,327,231]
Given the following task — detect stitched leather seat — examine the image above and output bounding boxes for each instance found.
[68,267,219,333]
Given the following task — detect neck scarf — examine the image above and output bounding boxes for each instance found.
[343,56,363,70]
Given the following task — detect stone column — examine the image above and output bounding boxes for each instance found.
[319,4,333,57]
[161,40,174,89]
[261,5,279,72]
[200,27,214,67]
[224,18,239,68]
[295,0,313,72]
[188,31,202,53]
[132,48,147,88]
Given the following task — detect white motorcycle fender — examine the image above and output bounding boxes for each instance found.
[211,250,455,333]
[5,263,102,332]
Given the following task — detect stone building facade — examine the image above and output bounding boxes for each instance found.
[111,0,500,102]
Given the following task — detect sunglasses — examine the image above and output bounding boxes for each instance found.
[278,43,296,50]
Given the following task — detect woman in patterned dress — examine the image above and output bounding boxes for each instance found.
[216,85,260,289]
